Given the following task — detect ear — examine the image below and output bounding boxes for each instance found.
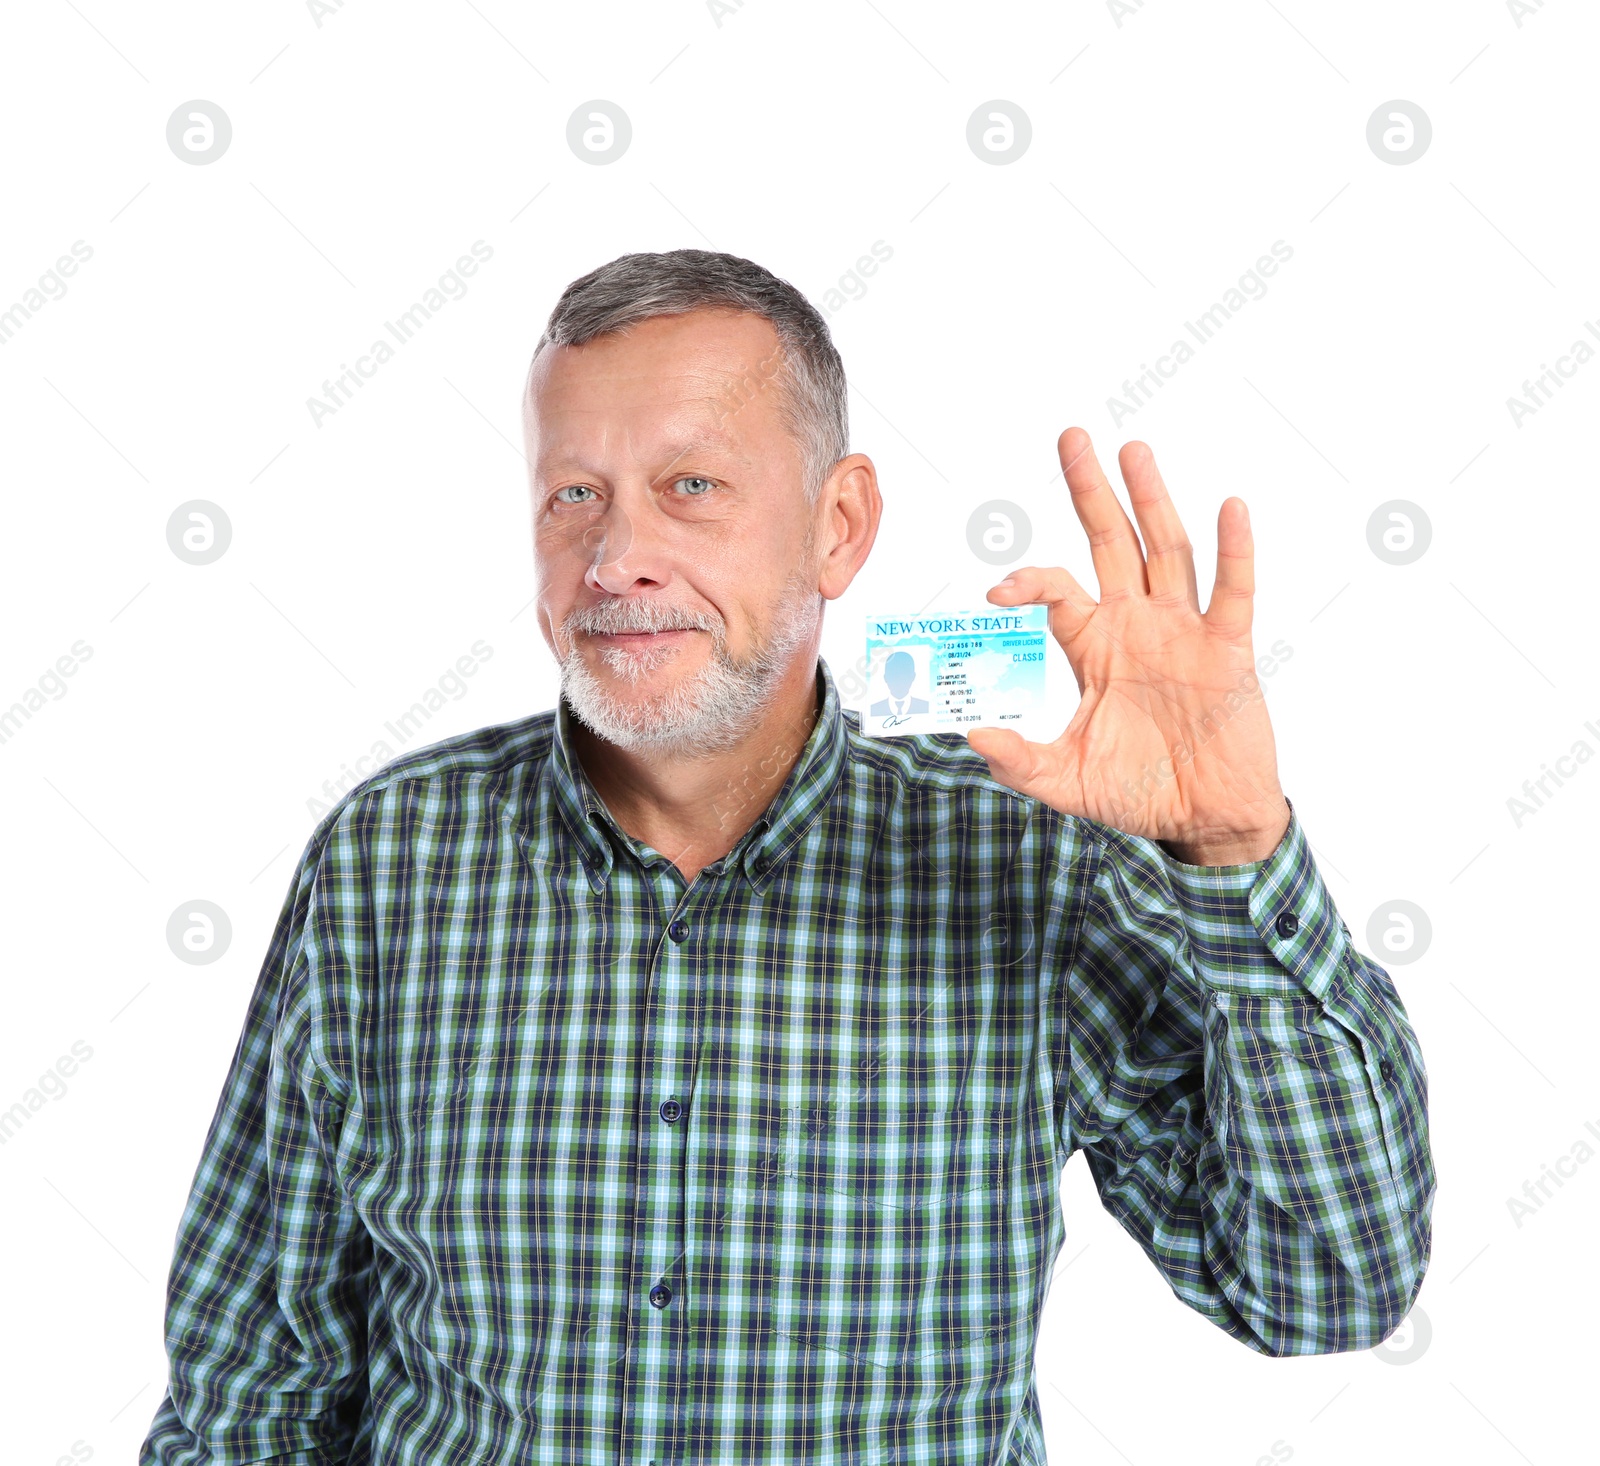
[815,454,882,601]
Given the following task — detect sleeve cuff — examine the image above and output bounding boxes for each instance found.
[1158,797,1350,1001]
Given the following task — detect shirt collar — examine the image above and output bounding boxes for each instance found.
[547,656,850,893]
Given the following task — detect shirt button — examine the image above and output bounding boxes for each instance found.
[1379,1057,1395,1083]
[1275,911,1300,938]
[752,853,770,875]
[659,1098,682,1123]
[649,1283,672,1309]
[668,919,689,943]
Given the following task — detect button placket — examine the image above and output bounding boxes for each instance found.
[629,886,704,1418]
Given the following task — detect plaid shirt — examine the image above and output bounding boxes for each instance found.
[141,656,1434,1466]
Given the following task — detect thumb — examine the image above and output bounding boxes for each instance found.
[966,727,1042,795]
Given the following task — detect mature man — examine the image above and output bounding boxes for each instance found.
[142,249,1435,1465]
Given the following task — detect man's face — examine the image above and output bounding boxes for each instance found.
[527,307,824,756]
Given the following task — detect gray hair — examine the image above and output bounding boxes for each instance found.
[526,248,848,504]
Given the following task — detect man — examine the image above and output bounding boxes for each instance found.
[868,649,930,722]
[142,248,1435,1465]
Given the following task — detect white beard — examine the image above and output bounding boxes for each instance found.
[558,570,821,758]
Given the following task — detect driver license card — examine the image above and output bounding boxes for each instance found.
[862,605,1048,738]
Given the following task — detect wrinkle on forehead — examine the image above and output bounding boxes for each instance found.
[537,401,770,477]
[525,316,790,476]
[620,421,758,472]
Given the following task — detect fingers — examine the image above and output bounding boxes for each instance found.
[1053,427,1248,637]
[987,563,1098,647]
[1058,427,1147,598]
[1118,440,1199,610]
[1205,496,1255,636]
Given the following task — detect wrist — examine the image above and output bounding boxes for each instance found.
[1159,801,1291,867]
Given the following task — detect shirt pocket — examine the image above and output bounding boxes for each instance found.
[762,1099,1012,1369]
[342,1091,631,1417]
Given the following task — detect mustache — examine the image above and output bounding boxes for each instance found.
[563,598,724,638]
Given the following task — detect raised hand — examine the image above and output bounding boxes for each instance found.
[966,427,1290,866]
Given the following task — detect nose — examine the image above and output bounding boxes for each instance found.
[581,503,661,597]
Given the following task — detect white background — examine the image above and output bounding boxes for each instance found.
[2,2,1594,1461]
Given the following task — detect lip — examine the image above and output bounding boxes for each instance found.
[588,628,698,644]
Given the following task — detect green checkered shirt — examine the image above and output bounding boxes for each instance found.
[142,656,1434,1466]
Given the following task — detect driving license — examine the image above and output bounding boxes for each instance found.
[862,606,1048,739]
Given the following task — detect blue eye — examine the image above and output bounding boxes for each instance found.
[674,477,714,496]
[554,484,597,504]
